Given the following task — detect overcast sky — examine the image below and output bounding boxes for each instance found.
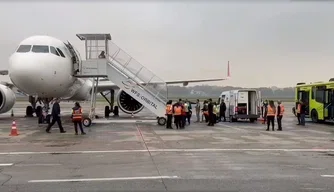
[0,1,333,88]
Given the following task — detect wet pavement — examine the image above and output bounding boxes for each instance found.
[0,101,333,191]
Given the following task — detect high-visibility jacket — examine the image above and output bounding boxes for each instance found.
[174,106,181,115]
[278,104,285,116]
[213,105,218,115]
[267,105,275,116]
[184,103,189,113]
[297,104,301,114]
[166,104,172,115]
[72,107,83,121]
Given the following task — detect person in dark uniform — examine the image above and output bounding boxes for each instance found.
[46,99,66,133]
[219,100,226,122]
[207,98,214,126]
[299,101,306,126]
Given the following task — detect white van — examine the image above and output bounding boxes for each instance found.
[218,89,261,122]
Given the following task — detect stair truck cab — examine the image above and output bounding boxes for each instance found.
[218,89,261,122]
[293,79,334,123]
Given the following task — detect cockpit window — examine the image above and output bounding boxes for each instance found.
[16,45,31,53]
[50,46,60,56]
[32,45,49,53]
[56,48,65,58]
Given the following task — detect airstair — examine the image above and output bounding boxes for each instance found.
[75,33,168,126]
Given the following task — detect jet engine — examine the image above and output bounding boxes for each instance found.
[116,90,144,114]
[0,84,16,114]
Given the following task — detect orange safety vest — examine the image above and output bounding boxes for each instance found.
[72,108,83,121]
[267,105,275,116]
[174,106,181,116]
[278,104,285,116]
[297,104,301,113]
[166,104,172,115]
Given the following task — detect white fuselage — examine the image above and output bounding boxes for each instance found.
[8,35,91,100]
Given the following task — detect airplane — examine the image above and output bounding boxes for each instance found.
[0,35,231,124]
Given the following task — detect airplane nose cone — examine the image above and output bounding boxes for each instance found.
[8,53,73,97]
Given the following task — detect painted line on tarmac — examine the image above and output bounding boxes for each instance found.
[0,163,13,166]
[15,163,62,167]
[28,176,180,183]
[321,175,334,178]
[0,148,334,155]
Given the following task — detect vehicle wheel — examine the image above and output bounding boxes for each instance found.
[104,106,110,118]
[35,106,42,117]
[311,109,318,123]
[157,117,166,126]
[250,118,255,123]
[83,118,92,127]
[26,106,33,117]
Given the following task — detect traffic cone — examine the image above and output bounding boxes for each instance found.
[10,120,19,136]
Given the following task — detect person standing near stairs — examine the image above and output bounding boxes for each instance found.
[71,102,86,135]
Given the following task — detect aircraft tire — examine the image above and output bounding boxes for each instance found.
[83,118,92,127]
[157,117,166,126]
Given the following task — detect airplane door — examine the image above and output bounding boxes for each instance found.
[65,41,82,74]
[325,89,334,119]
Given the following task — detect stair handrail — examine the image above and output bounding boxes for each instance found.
[107,55,168,103]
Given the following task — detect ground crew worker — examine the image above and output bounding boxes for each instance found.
[276,100,284,131]
[165,100,173,129]
[266,100,276,131]
[195,99,201,122]
[181,102,186,129]
[296,100,301,125]
[172,102,182,129]
[71,102,86,135]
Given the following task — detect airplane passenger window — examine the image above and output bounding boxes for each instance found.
[56,48,65,58]
[50,46,60,56]
[32,45,49,53]
[16,45,31,53]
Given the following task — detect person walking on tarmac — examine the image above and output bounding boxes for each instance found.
[71,102,86,135]
[183,99,190,125]
[261,100,268,118]
[172,102,182,129]
[202,100,209,123]
[299,100,306,126]
[207,99,214,126]
[276,100,284,131]
[296,100,301,125]
[46,99,66,133]
[213,102,218,123]
[219,100,226,122]
[266,100,276,131]
[165,100,173,129]
[195,99,201,122]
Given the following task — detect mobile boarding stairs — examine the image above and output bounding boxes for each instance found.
[74,33,168,127]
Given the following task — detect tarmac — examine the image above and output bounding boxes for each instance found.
[0,101,333,191]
